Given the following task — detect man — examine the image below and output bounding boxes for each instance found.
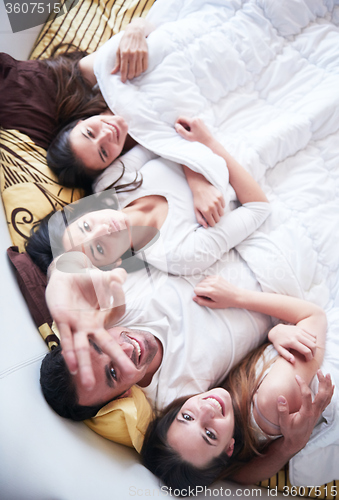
[44,248,271,414]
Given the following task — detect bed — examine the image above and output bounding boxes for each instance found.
[1,0,339,498]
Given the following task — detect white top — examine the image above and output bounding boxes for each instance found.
[115,251,272,411]
[95,146,271,276]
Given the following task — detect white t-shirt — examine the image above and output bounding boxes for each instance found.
[115,250,272,411]
[97,146,270,276]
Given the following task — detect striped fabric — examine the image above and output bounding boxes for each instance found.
[30,0,156,60]
[258,464,339,499]
[0,128,82,251]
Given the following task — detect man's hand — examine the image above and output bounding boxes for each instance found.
[46,252,129,388]
[193,275,240,308]
[277,371,334,455]
[268,324,317,364]
[112,19,153,83]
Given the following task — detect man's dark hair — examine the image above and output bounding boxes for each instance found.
[40,346,104,421]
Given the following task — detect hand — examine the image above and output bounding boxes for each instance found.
[183,166,225,228]
[192,174,225,227]
[112,20,149,83]
[268,324,317,364]
[46,252,129,388]
[193,276,241,308]
[175,116,215,148]
[277,371,334,455]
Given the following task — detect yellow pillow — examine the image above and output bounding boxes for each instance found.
[0,128,83,252]
[85,385,153,453]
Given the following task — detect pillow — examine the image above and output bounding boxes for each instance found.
[0,128,83,251]
[85,385,153,453]
[6,246,60,350]
[30,0,156,60]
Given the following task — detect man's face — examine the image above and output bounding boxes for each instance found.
[73,327,160,407]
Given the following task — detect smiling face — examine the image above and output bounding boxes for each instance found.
[62,209,131,267]
[167,388,235,468]
[73,327,162,407]
[69,114,129,171]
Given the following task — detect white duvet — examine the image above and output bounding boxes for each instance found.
[94,0,339,486]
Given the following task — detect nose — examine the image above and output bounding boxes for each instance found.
[198,401,216,421]
[99,124,113,142]
[91,223,111,239]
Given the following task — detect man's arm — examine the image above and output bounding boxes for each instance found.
[231,371,334,484]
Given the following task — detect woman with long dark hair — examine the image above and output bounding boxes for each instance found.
[43,18,154,192]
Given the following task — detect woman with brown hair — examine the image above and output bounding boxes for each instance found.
[44,18,154,193]
[140,277,334,491]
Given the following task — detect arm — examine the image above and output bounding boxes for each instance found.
[231,371,334,484]
[79,18,155,86]
[45,252,134,389]
[167,201,270,275]
[193,276,326,330]
[176,117,268,206]
[194,276,327,362]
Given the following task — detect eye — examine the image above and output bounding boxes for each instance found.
[87,128,94,138]
[205,429,216,440]
[96,243,104,255]
[110,367,117,381]
[83,221,91,232]
[182,413,193,421]
[101,147,108,159]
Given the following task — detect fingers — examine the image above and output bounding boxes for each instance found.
[111,51,120,75]
[276,345,295,364]
[193,294,216,308]
[59,322,78,375]
[295,374,313,413]
[195,209,208,229]
[120,54,129,83]
[195,195,225,228]
[106,281,126,325]
[73,332,96,389]
[175,122,192,141]
[277,395,290,428]
[314,370,334,411]
[116,51,148,83]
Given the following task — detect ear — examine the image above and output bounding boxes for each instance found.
[225,438,235,457]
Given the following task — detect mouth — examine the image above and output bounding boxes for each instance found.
[203,396,225,416]
[127,336,142,366]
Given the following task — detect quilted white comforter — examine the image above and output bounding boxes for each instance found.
[94,0,339,485]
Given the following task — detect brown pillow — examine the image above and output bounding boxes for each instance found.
[7,246,59,350]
